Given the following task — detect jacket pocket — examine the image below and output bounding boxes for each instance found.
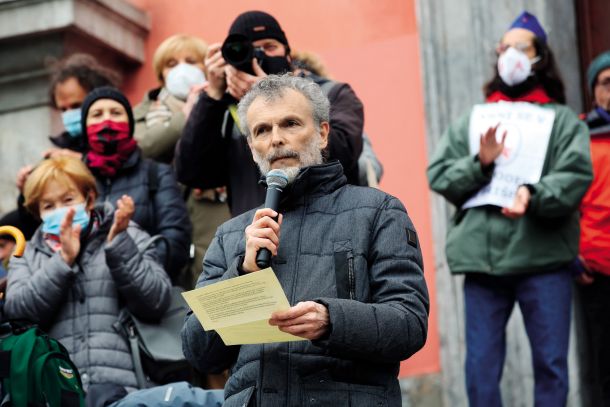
[223,386,256,407]
[301,372,389,407]
[333,240,355,300]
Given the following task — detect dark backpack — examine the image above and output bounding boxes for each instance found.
[0,325,85,407]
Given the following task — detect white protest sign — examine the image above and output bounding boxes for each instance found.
[462,102,555,209]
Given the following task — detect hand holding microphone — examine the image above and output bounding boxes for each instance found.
[242,170,288,272]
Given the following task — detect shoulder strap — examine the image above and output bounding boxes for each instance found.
[147,160,159,196]
[228,104,240,130]
[147,160,159,229]
[9,328,42,406]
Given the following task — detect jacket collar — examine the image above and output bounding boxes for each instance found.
[585,108,610,138]
[119,148,141,172]
[269,160,347,209]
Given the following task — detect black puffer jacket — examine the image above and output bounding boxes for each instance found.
[182,161,429,407]
[96,149,191,278]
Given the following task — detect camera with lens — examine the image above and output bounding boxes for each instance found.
[221,34,266,76]
[221,34,292,76]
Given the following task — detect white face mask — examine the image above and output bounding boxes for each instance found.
[165,63,206,101]
[497,47,540,87]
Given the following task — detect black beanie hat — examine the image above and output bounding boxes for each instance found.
[229,10,290,52]
[80,86,135,136]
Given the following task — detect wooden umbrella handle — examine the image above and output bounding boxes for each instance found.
[0,226,26,257]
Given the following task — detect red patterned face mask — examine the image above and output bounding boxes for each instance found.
[85,120,137,177]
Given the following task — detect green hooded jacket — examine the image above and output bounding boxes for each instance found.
[427,103,593,275]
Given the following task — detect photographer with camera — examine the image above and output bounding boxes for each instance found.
[175,10,364,217]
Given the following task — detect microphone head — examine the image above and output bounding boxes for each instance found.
[266,169,289,189]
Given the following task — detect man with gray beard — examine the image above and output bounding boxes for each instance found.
[175,11,364,218]
[181,74,429,407]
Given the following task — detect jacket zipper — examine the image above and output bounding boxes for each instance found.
[104,178,112,203]
[286,201,308,406]
[347,252,355,300]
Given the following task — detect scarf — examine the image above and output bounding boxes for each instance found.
[85,120,137,178]
[487,86,553,104]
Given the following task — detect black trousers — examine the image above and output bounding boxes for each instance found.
[579,273,610,407]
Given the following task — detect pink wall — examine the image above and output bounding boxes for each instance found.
[126,0,439,377]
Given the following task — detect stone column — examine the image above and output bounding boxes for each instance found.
[0,0,149,212]
[416,0,589,405]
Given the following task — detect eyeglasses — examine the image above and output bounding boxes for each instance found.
[596,78,610,89]
[495,42,533,55]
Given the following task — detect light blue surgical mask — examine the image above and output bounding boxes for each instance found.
[41,203,90,236]
[61,108,82,138]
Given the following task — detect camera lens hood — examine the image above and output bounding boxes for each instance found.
[221,34,255,74]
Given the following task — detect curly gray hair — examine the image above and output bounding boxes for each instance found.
[237,73,330,139]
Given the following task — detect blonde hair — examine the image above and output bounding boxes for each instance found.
[23,157,98,216]
[152,34,208,84]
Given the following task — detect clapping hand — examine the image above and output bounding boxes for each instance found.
[59,208,81,266]
[479,124,507,167]
[107,195,135,243]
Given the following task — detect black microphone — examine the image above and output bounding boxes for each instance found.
[256,169,289,269]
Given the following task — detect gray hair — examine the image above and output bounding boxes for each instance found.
[237,73,330,139]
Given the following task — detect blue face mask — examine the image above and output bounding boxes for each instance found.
[41,203,90,236]
[61,108,82,138]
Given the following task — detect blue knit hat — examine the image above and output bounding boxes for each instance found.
[587,51,610,92]
[509,11,547,44]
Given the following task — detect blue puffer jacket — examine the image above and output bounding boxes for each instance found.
[182,161,429,407]
[95,149,192,279]
[5,203,172,390]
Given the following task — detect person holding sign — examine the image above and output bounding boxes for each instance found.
[182,74,429,407]
[427,11,592,407]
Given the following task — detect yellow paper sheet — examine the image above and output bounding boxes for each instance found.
[182,268,305,345]
[216,319,304,345]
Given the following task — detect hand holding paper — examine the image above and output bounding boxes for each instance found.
[182,268,306,345]
[269,301,330,340]
[501,185,531,218]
